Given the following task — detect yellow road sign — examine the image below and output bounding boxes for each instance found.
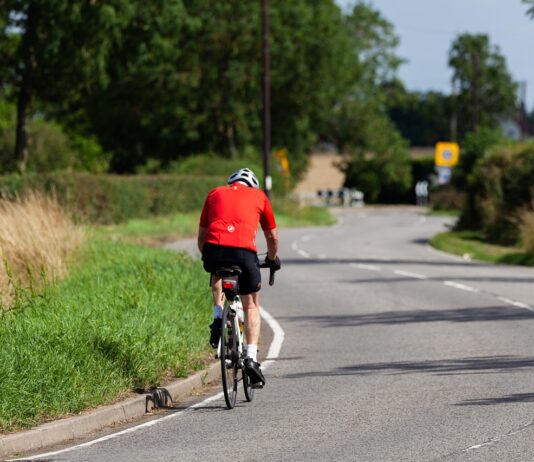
[435,142,460,168]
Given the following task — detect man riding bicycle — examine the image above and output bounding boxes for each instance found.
[198,168,281,388]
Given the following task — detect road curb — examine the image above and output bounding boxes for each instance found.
[0,361,220,459]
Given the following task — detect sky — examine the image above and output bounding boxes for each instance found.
[336,0,534,110]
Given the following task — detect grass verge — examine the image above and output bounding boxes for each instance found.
[430,230,534,266]
[0,238,211,432]
[97,199,335,244]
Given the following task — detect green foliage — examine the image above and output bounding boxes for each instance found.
[0,103,110,173]
[343,119,412,203]
[0,239,212,431]
[431,230,534,266]
[459,142,534,244]
[525,0,534,17]
[388,89,453,146]
[452,127,502,189]
[449,33,517,137]
[0,172,224,224]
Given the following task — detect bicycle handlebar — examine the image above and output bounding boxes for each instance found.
[259,262,278,286]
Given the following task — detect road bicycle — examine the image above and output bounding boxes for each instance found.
[215,263,276,409]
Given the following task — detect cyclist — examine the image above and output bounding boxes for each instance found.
[198,168,280,388]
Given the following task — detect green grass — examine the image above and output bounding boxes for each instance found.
[0,239,211,432]
[96,199,335,244]
[430,230,534,266]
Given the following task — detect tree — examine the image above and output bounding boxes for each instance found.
[0,0,132,171]
[449,33,517,137]
[525,0,534,17]
[387,87,453,146]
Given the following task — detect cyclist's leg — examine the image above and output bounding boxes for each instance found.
[240,292,260,346]
[211,275,223,306]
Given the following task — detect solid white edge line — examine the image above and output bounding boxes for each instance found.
[12,307,285,461]
[393,270,428,280]
[260,306,285,365]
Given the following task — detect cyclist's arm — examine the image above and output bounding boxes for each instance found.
[263,228,279,260]
[198,226,207,253]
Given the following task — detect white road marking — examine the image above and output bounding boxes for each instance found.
[350,263,381,272]
[444,281,479,293]
[297,249,310,258]
[291,241,298,251]
[498,296,534,312]
[300,235,314,242]
[393,270,428,280]
[318,254,327,260]
[260,306,285,365]
[12,307,285,461]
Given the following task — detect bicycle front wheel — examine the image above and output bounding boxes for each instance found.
[221,306,238,409]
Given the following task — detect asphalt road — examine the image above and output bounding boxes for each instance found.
[20,207,534,461]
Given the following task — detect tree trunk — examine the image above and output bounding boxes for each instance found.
[15,83,31,173]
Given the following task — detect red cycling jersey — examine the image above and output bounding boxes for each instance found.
[199,183,276,253]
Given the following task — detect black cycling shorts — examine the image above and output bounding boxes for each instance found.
[202,243,261,295]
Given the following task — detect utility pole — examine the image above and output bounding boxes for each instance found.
[518,80,527,140]
[261,0,271,198]
[472,51,480,133]
[450,76,458,141]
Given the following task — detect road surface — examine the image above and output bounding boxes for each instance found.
[19,207,534,461]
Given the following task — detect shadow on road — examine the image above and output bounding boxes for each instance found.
[283,257,494,268]
[279,306,534,327]
[455,392,534,406]
[282,355,534,379]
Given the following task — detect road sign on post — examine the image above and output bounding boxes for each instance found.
[435,142,460,168]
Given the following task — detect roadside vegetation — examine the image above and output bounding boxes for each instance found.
[0,193,83,307]
[0,238,211,432]
[0,187,332,433]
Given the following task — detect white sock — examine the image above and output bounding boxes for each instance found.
[246,344,258,362]
[213,305,223,319]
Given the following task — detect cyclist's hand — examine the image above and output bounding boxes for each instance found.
[265,256,281,271]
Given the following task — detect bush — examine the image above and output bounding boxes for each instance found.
[0,105,110,174]
[0,172,224,224]
[460,142,534,244]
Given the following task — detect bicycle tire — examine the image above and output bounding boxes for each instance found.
[242,367,255,402]
[221,306,238,409]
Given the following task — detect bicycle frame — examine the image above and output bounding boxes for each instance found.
[217,297,244,362]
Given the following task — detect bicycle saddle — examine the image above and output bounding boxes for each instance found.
[214,266,242,277]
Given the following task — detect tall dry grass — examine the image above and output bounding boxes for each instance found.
[0,192,84,307]
[519,208,534,253]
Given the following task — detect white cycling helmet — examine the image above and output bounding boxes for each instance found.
[227,168,260,189]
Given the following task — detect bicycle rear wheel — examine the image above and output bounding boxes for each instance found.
[242,366,255,402]
[221,306,238,409]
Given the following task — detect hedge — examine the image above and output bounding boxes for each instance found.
[0,172,225,224]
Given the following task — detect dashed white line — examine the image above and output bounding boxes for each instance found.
[291,241,298,251]
[12,307,285,461]
[393,270,428,280]
[298,249,311,259]
[300,235,314,242]
[498,296,534,311]
[317,254,327,260]
[444,281,479,293]
[350,263,381,272]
